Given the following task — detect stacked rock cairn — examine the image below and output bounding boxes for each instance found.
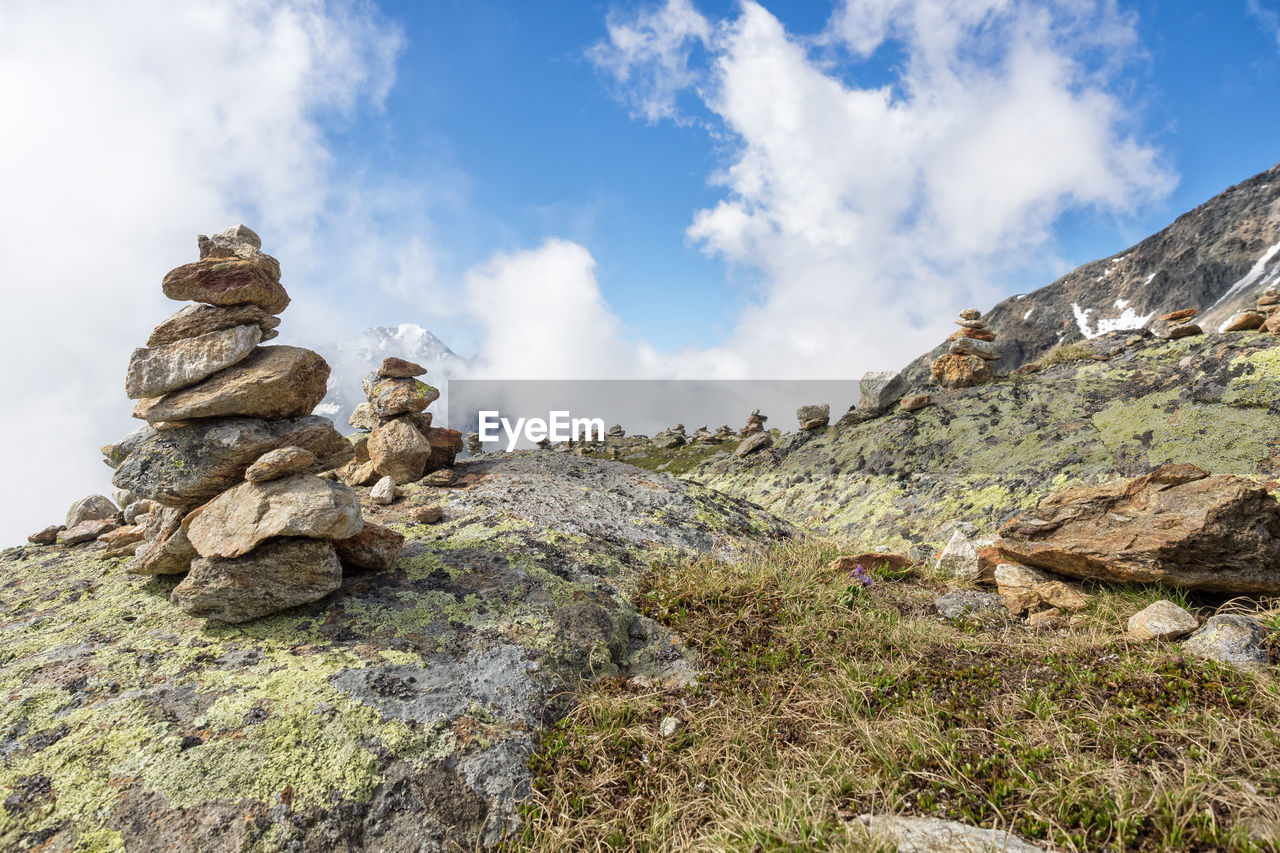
[105,225,403,623]
[651,423,688,449]
[931,308,1001,389]
[740,409,767,436]
[796,404,830,430]
[1221,288,1278,332]
[339,358,463,487]
[1158,307,1202,339]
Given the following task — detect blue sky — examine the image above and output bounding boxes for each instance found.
[319,0,1280,351]
[1,0,1279,541]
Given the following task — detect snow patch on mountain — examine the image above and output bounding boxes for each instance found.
[1071,302,1155,340]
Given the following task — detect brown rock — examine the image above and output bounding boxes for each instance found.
[147,304,281,347]
[127,507,197,575]
[1266,313,1280,335]
[125,325,262,399]
[245,446,317,483]
[899,394,930,412]
[27,525,64,546]
[1160,308,1197,323]
[975,546,1002,583]
[948,327,996,342]
[409,504,443,524]
[422,427,464,473]
[369,418,432,484]
[334,522,405,572]
[379,357,427,378]
[1221,311,1266,332]
[348,402,380,431]
[171,538,342,623]
[362,374,440,418]
[58,517,120,546]
[133,346,330,423]
[931,353,992,389]
[99,524,147,557]
[735,431,772,457]
[995,562,1089,614]
[959,308,982,320]
[162,256,290,314]
[421,468,457,487]
[1165,322,1203,339]
[186,475,363,559]
[829,553,912,573]
[403,411,434,434]
[996,463,1280,593]
[1026,609,1068,630]
[1011,362,1043,376]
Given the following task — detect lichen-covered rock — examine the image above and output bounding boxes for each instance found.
[124,324,262,399]
[0,452,791,851]
[147,303,281,347]
[796,404,829,430]
[362,373,440,418]
[735,431,772,457]
[112,416,354,510]
[186,475,363,559]
[127,506,197,575]
[133,346,330,423]
[854,814,1048,852]
[691,333,1280,548]
[171,537,343,623]
[931,352,993,388]
[997,463,1280,594]
[1182,614,1271,670]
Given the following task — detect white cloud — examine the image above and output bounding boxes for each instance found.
[588,0,712,123]
[0,0,406,545]
[591,0,1175,378]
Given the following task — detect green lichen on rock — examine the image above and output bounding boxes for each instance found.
[0,452,791,851]
[689,332,1280,546]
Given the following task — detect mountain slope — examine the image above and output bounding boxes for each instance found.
[898,161,1280,388]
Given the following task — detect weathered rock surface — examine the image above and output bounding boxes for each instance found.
[735,431,772,457]
[370,476,400,505]
[147,303,281,347]
[244,446,316,483]
[935,530,981,581]
[112,416,354,510]
[333,522,405,572]
[162,256,290,314]
[125,325,261,399]
[186,475,363,559]
[856,369,907,413]
[171,537,343,623]
[410,504,443,524]
[369,418,431,484]
[692,333,1280,548]
[0,452,791,850]
[1182,614,1271,670]
[796,404,829,430]
[931,352,993,388]
[126,506,197,576]
[855,814,1048,852]
[996,463,1280,594]
[65,494,118,527]
[934,590,1006,623]
[422,427,463,472]
[348,401,380,430]
[133,346,330,423]
[1222,310,1266,332]
[1128,600,1198,641]
[27,525,63,546]
[378,356,427,378]
[57,518,119,546]
[362,373,440,418]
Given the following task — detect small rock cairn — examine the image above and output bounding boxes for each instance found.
[796,404,829,430]
[1223,287,1279,333]
[339,357,462,486]
[1158,307,1202,339]
[740,409,767,436]
[105,225,403,623]
[931,308,1000,389]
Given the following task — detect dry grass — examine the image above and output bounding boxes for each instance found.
[1038,342,1097,367]
[509,540,1280,852]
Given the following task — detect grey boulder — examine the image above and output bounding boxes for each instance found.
[186,475,363,559]
[171,537,343,623]
[124,324,261,399]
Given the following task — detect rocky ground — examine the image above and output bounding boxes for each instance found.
[0,453,791,851]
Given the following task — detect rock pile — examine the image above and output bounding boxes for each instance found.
[931,308,1000,389]
[741,409,767,435]
[104,226,403,622]
[338,356,462,485]
[1159,307,1203,339]
[652,423,687,449]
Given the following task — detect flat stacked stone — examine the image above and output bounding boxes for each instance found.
[796,404,830,430]
[1159,307,1203,339]
[692,425,717,443]
[932,308,999,389]
[651,423,687,449]
[104,226,401,623]
[1258,288,1280,335]
[338,356,461,485]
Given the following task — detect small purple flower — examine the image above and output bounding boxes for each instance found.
[850,563,874,587]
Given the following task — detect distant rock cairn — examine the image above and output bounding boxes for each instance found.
[105,225,402,623]
[337,356,461,486]
[931,308,1001,389]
